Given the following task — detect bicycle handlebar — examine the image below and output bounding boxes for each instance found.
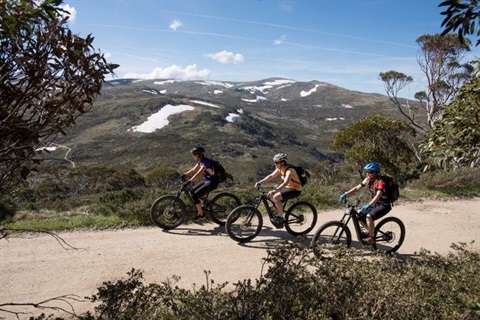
[341,197,360,208]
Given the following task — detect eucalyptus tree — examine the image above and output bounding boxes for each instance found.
[0,0,118,195]
[418,77,480,170]
[380,33,472,131]
[440,0,480,47]
[331,114,417,183]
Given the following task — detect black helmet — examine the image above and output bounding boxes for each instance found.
[191,146,205,155]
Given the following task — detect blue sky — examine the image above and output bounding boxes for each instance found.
[61,0,477,98]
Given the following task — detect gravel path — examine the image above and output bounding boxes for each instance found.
[1,197,479,319]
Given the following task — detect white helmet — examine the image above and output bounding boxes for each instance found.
[273,153,287,162]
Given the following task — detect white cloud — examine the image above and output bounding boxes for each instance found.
[274,34,287,45]
[59,4,76,23]
[123,64,211,80]
[170,19,182,31]
[207,50,244,64]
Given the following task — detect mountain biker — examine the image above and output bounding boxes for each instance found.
[338,162,392,243]
[254,153,302,224]
[181,146,219,221]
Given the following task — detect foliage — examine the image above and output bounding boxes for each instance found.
[380,33,472,131]
[331,113,417,183]
[106,168,146,191]
[419,77,480,170]
[0,0,118,196]
[440,0,480,47]
[55,243,480,320]
[145,167,179,188]
[406,167,480,196]
[91,188,151,224]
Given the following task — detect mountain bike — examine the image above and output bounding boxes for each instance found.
[311,199,405,255]
[225,185,317,243]
[150,176,241,230]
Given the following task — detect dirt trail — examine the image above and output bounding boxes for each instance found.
[1,197,479,319]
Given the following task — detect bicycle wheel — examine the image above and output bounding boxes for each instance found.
[284,201,318,236]
[150,195,186,230]
[372,216,405,254]
[225,205,263,243]
[208,192,241,225]
[311,221,351,256]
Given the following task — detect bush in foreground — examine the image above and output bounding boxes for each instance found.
[29,242,479,320]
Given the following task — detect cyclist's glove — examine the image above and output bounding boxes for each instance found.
[254,181,262,189]
[339,193,346,202]
[179,174,186,181]
[361,204,372,212]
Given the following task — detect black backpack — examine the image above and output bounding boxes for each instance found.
[287,165,310,186]
[381,175,399,203]
[211,159,229,183]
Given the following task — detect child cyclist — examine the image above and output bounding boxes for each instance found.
[339,162,392,243]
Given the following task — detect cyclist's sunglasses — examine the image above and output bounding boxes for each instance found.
[365,171,375,174]
[274,161,280,164]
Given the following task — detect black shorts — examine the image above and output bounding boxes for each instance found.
[191,180,219,204]
[279,188,301,201]
[359,202,391,222]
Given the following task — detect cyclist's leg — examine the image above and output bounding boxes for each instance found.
[192,180,218,216]
[277,189,301,216]
[365,204,392,241]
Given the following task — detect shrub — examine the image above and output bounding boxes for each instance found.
[144,167,179,188]
[407,167,480,196]
[72,243,479,320]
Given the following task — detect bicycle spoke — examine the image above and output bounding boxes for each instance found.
[311,221,351,256]
[373,217,405,254]
[226,206,263,243]
[285,201,318,236]
[209,193,241,225]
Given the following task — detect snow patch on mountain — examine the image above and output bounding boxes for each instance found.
[301,84,320,97]
[154,80,177,85]
[129,104,194,133]
[196,80,234,88]
[226,109,243,123]
[191,100,221,108]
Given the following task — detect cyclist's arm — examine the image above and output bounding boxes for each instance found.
[275,169,292,192]
[184,163,200,177]
[190,164,206,182]
[258,168,280,184]
[368,190,383,207]
[344,183,363,196]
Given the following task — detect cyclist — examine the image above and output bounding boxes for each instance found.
[338,162,392,243]
[181,146,219,221]
[254,153,302,224]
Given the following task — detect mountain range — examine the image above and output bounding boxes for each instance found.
[48,77,405,183]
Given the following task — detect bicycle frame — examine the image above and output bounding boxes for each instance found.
[255,187,288,221]
[176,178,211,213]
[338,202,369,245]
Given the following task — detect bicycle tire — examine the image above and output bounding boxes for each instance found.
[372,216,405,254]
[311,221,351,256]
[225,205,263,243]
[150,195,186,230]
[284,201,318,236]
[208,192,241,225]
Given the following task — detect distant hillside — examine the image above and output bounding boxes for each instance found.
[48,77,409,183]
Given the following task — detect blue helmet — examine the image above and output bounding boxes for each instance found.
[364,162,381,172]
